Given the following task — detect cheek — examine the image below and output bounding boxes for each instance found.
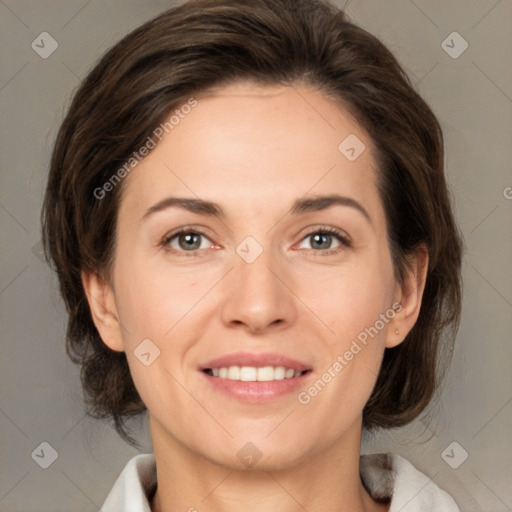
[296,278,393,439]
[294,249,395,412]
[334,290,392,351]
[112,250,208,342]
[297,254,395,344]
[110,260,200,414]
[110,253,216,403]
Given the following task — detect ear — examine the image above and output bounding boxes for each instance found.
[81,270,125,352]
[386,244,429,349]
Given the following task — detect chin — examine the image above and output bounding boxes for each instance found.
[195,435,316,473]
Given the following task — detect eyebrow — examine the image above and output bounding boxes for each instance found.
[141,194,372,225]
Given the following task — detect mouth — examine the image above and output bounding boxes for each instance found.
[202,366,311,381]
[199,352,313,402]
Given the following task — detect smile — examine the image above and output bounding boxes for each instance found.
[203,366,310,381]
[199,353,314,402]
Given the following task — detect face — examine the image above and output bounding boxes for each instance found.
[89,81,410,470]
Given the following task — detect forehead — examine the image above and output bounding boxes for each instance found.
[119,81,382,223]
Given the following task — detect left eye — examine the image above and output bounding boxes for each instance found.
[297,230,349,252]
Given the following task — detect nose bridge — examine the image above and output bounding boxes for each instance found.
[235,237,277,289]
[220,235,296,332]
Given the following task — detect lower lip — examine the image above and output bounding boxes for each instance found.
[200,371,312,402]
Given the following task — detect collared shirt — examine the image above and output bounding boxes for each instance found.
[101,452,461,511]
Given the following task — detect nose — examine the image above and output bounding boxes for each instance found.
[220,244,297,335]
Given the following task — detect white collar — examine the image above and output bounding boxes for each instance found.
[101,452,460,511]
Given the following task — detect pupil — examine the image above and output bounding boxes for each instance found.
[312,233,331,250]
[180,233,200,250]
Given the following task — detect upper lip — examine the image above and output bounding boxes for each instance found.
[200,352,312,372]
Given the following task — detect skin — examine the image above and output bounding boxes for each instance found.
[83,81,428,512]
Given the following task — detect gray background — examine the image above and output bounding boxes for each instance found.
[1,0,511,510]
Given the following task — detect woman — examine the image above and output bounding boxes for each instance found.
[41,0,463,510]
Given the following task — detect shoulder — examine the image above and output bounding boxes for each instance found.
[101,453,156,512]
[360,453,461,512]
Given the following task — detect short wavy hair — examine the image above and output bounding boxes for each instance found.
[42,0,463,444]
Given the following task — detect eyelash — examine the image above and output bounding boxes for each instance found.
[160,226,352,257]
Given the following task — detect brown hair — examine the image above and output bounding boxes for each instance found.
[42,0,463,444]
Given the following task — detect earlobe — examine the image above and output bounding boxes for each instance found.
[386,245,429,349]
[81,271,125,352]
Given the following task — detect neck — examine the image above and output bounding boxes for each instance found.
[149,416,388,512]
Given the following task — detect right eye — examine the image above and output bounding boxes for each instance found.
[161,229,214,256]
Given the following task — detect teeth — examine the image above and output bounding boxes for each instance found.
[240,366,257,381]
[227,366,240,380]
[257,366,276,381]
[208,365,305,382]
[273,366,285,380]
